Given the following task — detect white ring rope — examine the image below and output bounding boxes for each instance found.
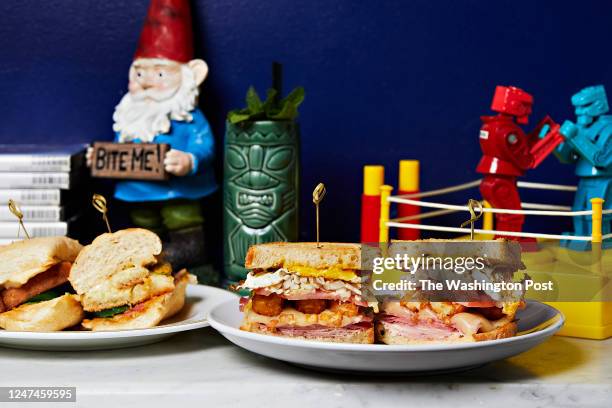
[393,203,572,222]
[393,208,458,222]
[388,179,609,241]
[397,180,481,199]
[386,222,592,241]
[388,196,593,216]
[521,202,572,211]
[516,181,578,191]
[397,179,578,200]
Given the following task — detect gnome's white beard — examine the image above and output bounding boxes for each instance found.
[113,65,199,142]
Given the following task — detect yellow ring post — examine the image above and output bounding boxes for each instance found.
[590,198,604,268]
[591,198,604,244]
[379,185,393,243]
[363,165,385,196]
[482,200,493,233]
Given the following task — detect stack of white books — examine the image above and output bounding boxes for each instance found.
[0,144,87,244]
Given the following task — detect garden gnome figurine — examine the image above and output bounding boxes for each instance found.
[87,0,218,281]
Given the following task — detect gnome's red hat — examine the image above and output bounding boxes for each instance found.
[134,0,194,63]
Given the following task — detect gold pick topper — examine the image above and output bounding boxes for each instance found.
[312,183,327,248]
[460,199,483,240]
[8,199,30,239]
[92,194,112,233]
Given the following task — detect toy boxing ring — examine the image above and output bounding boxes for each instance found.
[377,179,612,247]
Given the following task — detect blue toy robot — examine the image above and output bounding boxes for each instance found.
[556,85,612,250]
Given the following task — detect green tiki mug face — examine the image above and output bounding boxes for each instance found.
[223,121,300,282]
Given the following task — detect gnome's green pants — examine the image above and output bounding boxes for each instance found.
[129,199,219,285]
[129,199,204,233]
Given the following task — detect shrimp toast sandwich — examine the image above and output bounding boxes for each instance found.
[238,242,374,344]
[69,228,195,331]
[376,239,525,344]
[0,237,84,331]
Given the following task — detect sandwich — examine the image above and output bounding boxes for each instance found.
[0,237,84,331]
[375,239,525,344]
[238,242,375,344]
[68,228,195,331]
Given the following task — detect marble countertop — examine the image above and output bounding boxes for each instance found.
[0,328,610,408]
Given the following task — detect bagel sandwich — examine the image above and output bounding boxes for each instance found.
[69,228,196,331]
[0,237,84,331]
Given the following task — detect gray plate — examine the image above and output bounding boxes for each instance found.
[0,285,237,351]
[208,299,564,373]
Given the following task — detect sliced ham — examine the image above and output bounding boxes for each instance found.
[378,313,458,340]
[1,262,71,310]
[380,301,501,337]
[379,313,449,330]
[275,321,372,339]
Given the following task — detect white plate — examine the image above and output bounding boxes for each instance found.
[0,285,237,351]
[208,299,564,373]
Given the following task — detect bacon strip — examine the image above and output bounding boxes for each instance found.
[0,262,71,310]
[239,297,249,312]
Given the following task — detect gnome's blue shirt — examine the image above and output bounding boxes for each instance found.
[113,108,218,202]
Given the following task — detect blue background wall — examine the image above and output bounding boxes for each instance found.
[1,0,611,242]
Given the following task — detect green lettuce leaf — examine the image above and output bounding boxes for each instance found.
[93,306,129,318]
[24,290,61,304]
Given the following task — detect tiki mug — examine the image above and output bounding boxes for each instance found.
[223,121,300,283]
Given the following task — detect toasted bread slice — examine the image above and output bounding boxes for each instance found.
[81,271,191,331]
[0,294,84,332]
[0,237,82,289]
[245,242,361,271]
[375,320,517,344]
[69,228,166,312]
[472,321,518,341]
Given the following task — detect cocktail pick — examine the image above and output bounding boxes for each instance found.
[312,183,327,248]
[7,199,30,239]
[460,199,483,240]
[92,193,112,233]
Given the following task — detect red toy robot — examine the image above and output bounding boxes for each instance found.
[477,85,564,243]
